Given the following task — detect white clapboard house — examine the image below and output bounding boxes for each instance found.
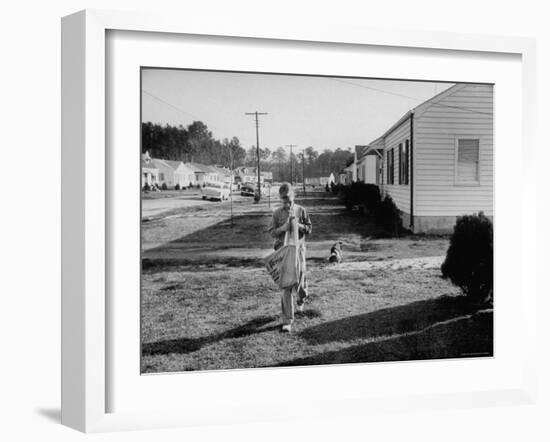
[305,173,335,187]
[153,158,196,189]
[141,151,159,187]
[363,83,493,233]
[187,163,222,186]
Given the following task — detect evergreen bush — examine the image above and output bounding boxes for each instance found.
[374,195,402,236]
[441,212,493,303]
[360,183,381,212]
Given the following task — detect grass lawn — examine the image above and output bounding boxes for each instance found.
[141,190,493,373]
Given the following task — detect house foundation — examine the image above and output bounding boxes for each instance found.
[401,212,493,234]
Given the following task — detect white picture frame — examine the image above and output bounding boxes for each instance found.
[61,9,537,433]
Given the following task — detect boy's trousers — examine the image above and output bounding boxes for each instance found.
[281,245,308,325]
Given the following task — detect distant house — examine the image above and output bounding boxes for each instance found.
[337,168,350,186]
[153,159,196,188]
[141,151,159,187]
[235,167,264,185]
[212,165,233,184]
[187,163,212,186]
[305,173,335,186]
[356,143,382,185]
[359,141,383,185]
[364,83,493,233]
[304,177,321,186]
[202,165,224,183]
[141,154,234,189]
[260,171,273,184]
[335,169,343,185]
[343,161,355,184]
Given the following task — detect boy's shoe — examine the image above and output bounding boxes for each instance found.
[281,324,292,333]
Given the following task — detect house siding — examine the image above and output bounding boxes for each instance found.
[382,118,411,215]
[153,160,176,187]
[414,84,493,217]
[364,156,377,184]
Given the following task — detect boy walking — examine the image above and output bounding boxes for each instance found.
[268,183,312,332]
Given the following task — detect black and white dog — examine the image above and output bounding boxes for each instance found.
[328,241,343,264]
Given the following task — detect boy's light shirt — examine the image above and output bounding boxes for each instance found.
[268,202,312,250]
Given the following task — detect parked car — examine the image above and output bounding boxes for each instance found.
[201,182,230,201]
[240,183,255,197]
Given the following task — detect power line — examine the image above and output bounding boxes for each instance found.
[142,90,204,121]
[330,78,492,116]
[142,89,229,135]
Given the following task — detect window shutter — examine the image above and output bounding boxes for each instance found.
[457,139,480,182]
[387,150,391,184]
[405,140,409,185]
[391,149,395,184]
[393,149,396,184]
[398,144,402,184]
[386,150,391,184]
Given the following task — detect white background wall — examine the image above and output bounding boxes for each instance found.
[0,1,548,441]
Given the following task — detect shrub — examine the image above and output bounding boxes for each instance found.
[342,182,363,210]
[441,212,493,303]
[325,183,330,192]
[342,182,381,213]
[142,183,151,192]
[161,182,168,191]
[360,183,381,213]
[189,182,193,189]
[374,195,402,235]
[174,183,180,190]
[342,185,353,210]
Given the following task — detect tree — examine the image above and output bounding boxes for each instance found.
[290,152,301,183]
[304,146,318,166]
[221,137,246,168]
[272,147,288,182]
[141,121,244,166]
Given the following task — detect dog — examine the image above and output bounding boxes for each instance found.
[328,241,343,264]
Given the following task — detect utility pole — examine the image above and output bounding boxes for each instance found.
[229,145,234,226]
[302,148,306,195]
[286,144,297,185]
[245,111,268,202]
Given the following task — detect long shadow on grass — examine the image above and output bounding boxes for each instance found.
[142,193,373,268]
[298,294,479,345]
[142,315,280,356]
[277,309,493,367]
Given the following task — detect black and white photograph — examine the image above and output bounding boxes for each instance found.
[140,68,494,374]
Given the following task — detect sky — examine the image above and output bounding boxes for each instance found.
[141,69,454,153]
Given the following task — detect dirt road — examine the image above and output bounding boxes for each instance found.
[142,188,449,263]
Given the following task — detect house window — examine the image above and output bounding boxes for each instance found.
[159,173,165,181]
[399,141,409,185]
[386,149,395,185]
[456,138,480,184]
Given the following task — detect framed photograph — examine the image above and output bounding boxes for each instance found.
[61,9,537,433]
